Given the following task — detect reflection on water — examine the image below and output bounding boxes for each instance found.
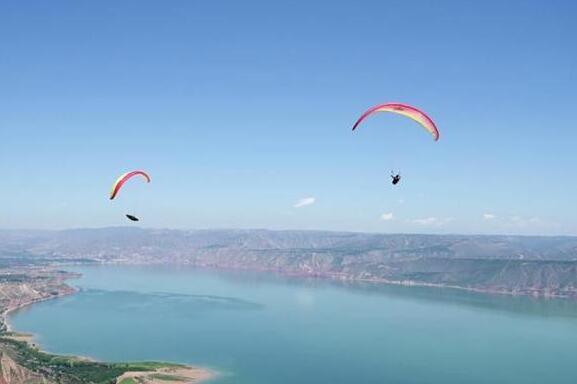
[188,267,577,319]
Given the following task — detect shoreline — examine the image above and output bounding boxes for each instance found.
[1,271,216,384]
[2,288,77,334]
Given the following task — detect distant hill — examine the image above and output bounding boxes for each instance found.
[1,228,577,298]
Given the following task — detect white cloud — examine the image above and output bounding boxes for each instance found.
[293,197,316,208]
[380,212,394,221]
[412,217,438,225]
[508,216,541,227]
[411,217,454,226]
[481,214,541,227]
[489,215,560,233]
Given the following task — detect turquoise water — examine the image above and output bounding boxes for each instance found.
[10,265,577,384]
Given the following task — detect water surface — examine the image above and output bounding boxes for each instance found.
[10,265,577,384]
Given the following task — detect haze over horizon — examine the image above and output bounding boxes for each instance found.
[2,1,576,235]
[4,226,577,241]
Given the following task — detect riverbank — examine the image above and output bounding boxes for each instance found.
[0,267,215,384]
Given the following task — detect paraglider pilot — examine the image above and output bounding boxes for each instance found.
[391,172,401,185]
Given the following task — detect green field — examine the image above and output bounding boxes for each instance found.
[118,378,137,384]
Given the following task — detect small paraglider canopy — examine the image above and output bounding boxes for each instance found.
[352,102,439,141]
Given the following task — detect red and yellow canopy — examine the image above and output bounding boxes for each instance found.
[109,170,151,200]
[352,102,439,141]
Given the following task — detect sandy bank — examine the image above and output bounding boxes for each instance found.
[117,366,215,383]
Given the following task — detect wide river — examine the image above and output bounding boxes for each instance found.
[9,265,577,384]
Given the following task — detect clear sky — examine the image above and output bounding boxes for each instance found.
[1,0,576,234]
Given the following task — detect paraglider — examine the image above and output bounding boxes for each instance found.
[125,214,139,222]
[353,102,439,187]
[109,170,151,200]
[352,102,439,141]
[109,170,151,222]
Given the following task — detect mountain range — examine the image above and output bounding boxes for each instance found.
[1,228,577,298]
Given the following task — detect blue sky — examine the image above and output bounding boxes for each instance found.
[1,0,576,234]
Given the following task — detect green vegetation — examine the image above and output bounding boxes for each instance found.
[118,379,137,384]
[0,336,180,384]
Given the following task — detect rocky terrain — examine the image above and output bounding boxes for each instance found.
[0,351,52,384]
[2,228,577,298]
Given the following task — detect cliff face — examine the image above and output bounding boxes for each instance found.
[0,351,53,384]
